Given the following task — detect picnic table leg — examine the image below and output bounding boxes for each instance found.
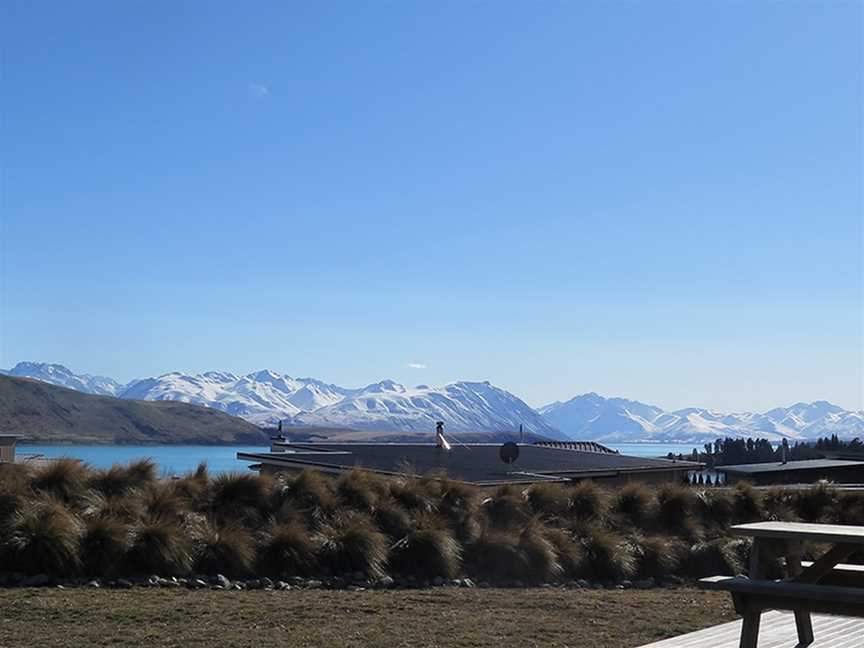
[732,593,761,648]
[740,608,761,648]
[784,541,814,645]
[794,609,814,645]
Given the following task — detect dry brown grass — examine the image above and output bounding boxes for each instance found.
[0,587,735,648]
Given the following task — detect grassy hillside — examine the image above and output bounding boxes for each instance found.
[0,374,267,445]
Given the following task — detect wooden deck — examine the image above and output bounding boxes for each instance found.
[637,611,864,648]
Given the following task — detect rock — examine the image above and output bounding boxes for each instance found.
[275,581,290,591]
[191,578,208,589]
[260,577,274,589]
[211,585,224,590]
[115,579,133,589]
[215,574,231,589]
[23,574,52,587]
[478,581,491,588]
[461,578,475,588]
[432,576,444,587]
[86,580,101,588]
[620,580,633,589]
[232,583,244,590]
[245,579,261,590]
[634,579,655,590]
[576,579,590,588]
[304,580,323,589]
[376,576,395,589]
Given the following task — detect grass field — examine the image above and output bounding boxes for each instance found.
[0,587,735,648]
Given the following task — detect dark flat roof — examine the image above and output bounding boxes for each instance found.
[238,442,701,485]
[717,459,864,475]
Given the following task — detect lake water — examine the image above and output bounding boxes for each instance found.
[17,442,702,475]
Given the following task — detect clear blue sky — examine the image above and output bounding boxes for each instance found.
[1,1,861,412]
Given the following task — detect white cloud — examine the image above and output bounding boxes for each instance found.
[249,82,270,98]
[407,363,427,369]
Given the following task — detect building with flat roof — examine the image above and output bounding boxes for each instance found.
[238,440,701,486]
[716,459,864,486]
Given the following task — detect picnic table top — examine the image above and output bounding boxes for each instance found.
[731,521,864,544]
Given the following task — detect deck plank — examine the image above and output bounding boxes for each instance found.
[636,611,864,648]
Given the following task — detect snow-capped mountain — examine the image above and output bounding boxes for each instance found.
[295,380,564,438]
[3,362,560,438]
[6,362,863,442]
[119,370,351,425]
[1,362,125,397]
[539,393,864,442]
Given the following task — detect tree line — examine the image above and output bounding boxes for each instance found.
[667,435,864,468]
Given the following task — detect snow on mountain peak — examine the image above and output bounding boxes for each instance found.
[4,361,862,442]
[540,393,863,443]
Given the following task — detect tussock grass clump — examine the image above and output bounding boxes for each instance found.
[31,459,89,503]
[545,527,583,577]
[335,469,388,512]
[732,483,763,523]
[256,521,318,577]
[464,528,526,581]
[388,478,436,514]
[209,472,273,525]
[569,481,607,521]
[613,483,653,528]
[91,493,145,523]
[518,520,563,583]
[173,462,211,509]
[837,491,864,525]
[576,526,635,581]
[192,522,255,577]
[80,517,129,576]
[795,482,838,522]
[630,534,686,579]
[761,487,798,522]
[390,526,462,580]
[465,521,564,583]
[695,489,734,528]
[127,518,191,575]
[526,483,571,519]
[657,484,695,530]
[125,459,158,488]
[687,538,744,578]
[437,479,480,542]
[372,499,413,540]
[280,470,337,524]
[482,485,529,528]
[317,514,388,579]
[142,483,185,522]
[6,500,81,576]
[89,466,136,499]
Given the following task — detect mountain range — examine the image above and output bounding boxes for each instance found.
[3,362,563,439]
[0,374,268,445]
[4,362,863,443]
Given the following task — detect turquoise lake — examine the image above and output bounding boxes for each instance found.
[17,442,703,475]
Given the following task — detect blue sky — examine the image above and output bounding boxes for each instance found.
[1,1,861,412]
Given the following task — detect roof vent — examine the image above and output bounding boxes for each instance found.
[500,441,519,464]
[436,421,451,450]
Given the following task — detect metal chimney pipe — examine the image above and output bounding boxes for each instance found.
[436,421,451,450]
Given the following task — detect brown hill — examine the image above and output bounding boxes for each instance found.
[0,374,267,445]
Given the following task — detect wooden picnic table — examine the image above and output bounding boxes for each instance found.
[701,521,864,647]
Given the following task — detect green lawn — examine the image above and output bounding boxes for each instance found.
[0,586,735,648]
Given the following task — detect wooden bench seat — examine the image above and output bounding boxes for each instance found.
[797,560,864,586]
[699,576,864,647]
